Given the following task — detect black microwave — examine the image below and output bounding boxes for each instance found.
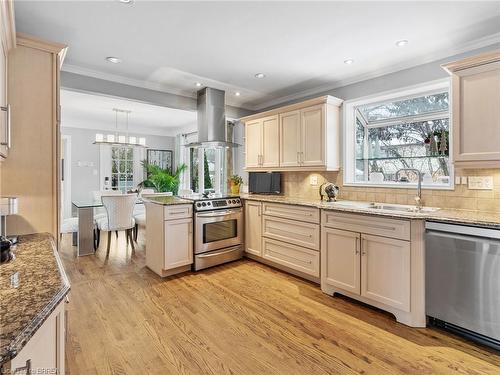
[248,172,281,194]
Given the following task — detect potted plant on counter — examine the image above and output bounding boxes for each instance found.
[139,161,187,195]
[229,174,243,194]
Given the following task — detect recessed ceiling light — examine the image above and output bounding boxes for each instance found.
[254,73,266,79]
[235,92,241,96]
[106,56,122,64]
[344,59,354,65]
[119,0,134,4]
[395,39,409,47]
[195,82,202,87]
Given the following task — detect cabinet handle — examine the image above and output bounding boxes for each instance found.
[13,359,31,374]
[1,105,11,148]
[296,152,300,164]
[361,238,367,256]
[355,238,360,255]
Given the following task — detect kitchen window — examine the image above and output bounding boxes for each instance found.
[344,80,453,189]
[111,146,134,192]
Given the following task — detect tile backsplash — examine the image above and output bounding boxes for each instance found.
[282,169,500,212]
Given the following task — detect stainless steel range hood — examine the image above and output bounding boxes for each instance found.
[185,87,240,148]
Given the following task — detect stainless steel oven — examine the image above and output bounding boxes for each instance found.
[190,196,243,271]
[195,208,243,254]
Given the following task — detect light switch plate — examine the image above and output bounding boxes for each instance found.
[468,176,493,190]
[455,176,461,185]
[461,176,468,185]
[310,175,318,186]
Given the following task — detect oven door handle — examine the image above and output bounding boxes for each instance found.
[196,210,239,217]
[197,247,239,258]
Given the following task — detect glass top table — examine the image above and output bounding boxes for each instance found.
[71,199,144,256]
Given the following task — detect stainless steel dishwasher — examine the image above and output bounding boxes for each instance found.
[426,221,500,349]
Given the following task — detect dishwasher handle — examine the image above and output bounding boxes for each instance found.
[426,221,500,241]
[426,229,500,247]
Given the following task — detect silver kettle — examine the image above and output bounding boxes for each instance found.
[319,182,340,202]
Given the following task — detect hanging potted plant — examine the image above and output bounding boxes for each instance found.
[229,174,243,194]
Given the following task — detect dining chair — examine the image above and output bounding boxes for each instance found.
[60,217,79,246]
[94,193,137,254]
[93,189,122,236]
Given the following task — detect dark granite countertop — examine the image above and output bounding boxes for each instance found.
[0,233,70,365]
[240,194,500,229]
[142,196,193,206]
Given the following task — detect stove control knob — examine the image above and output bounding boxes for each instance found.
[202,202,207,207]
[196,203,201,207]
[236,199,240,204]
[207,202,211,205]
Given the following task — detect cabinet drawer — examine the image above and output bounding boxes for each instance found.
[164,204,193,220]
[263,215,319,250]
[263,237,319,277]
[262,202,319,223]
[322,210,410,241]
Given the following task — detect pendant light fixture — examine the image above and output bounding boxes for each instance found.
[94,108,147,147]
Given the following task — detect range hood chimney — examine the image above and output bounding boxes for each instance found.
[186,87,240,148]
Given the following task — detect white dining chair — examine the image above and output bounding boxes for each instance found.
[94,193,137,254]
[60,217,79,246]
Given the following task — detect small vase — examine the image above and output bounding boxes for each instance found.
[230,184,240,194]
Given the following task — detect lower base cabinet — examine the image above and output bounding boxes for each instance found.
[244,200,320,283]
[321,210,425,327]
[146,203,193,277]
[10,299,66,375]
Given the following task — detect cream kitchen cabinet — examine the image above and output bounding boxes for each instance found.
[443,49,500,168]
[0,1,15,159]
[10,299,66,375]
[146,202,194,277]
[244,115,279,169]
[321,210,425,327]
[245,200,262,256]
[245,200,321,283]
[242,95,342,171]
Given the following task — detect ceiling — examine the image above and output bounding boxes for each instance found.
[14,1,500,110]
[61,89,197,136]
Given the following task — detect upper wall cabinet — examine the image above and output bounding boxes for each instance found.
[0,1,16,159]
[443,49,500,169]
[241,96,343,171]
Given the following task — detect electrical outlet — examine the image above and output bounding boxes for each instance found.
[461,176,468,185]
[468,176,493,190]
[310,175,318,186]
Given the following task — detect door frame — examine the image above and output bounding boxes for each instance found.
[61,134,72,220]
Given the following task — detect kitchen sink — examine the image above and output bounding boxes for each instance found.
[367,203,439,213]
[325,200,439,213]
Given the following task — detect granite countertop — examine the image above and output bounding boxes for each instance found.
[240,194,500,229]
[142,196,193,206]
[0,234,70,365]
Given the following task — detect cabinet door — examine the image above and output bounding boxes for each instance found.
[279,110,301,167]
[164,218,193,269]
[245,201,262,256]
[452,63,500,165]
[245,119,262,168]
[361,234,410,312]
[300,105,325,166]
[261,115,280,167]
[0,33,7,158]
[321,227,361,294]
[10,300,65,374]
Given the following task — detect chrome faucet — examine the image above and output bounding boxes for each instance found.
[396,168,422,209]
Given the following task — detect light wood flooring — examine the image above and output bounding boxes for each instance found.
[60,231,500,375]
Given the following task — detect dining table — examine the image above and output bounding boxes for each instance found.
[71,198,144,256]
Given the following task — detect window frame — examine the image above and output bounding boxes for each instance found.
[111,145,135,193]
[343,79,454,190]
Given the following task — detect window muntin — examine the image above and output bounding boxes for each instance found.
[111,146,134,193]
[346,84,453,188]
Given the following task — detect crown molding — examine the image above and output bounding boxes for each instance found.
[17,32,67,55]
[62,64,195,98]
[249,31,500,111]
[0,0,16,50]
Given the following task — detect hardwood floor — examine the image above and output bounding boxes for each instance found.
[60,231,500,375]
